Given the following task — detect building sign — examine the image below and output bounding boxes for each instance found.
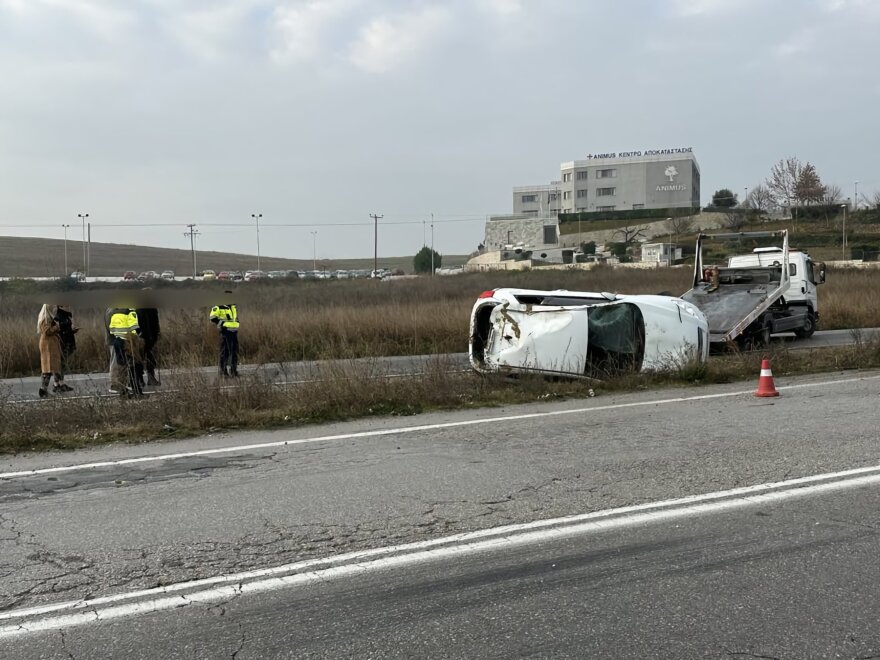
[585,147,693,160]
[655,164,687,191]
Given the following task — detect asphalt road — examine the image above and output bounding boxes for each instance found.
[2,369,880,657]
[3,327,878,402]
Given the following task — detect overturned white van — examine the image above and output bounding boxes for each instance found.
[469,288,709,379]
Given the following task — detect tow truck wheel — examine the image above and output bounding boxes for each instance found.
[794,312,816,339]
[757,322,772,347]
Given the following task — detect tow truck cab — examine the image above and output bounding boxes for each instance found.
[727,248,826,315]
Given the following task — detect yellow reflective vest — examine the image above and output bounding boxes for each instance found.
[108,309,139,338]
[210,304,239,331]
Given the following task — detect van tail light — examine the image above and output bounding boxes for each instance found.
[478,290,496,299]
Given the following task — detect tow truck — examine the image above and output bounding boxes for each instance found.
[680,230,826,349]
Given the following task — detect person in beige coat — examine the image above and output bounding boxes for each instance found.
[37,304,72,398]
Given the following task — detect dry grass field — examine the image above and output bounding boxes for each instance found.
[0,266,878,380]
[0,235,469,278]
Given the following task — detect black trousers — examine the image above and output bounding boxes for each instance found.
[219,329,239,375]
[135,336,159,383]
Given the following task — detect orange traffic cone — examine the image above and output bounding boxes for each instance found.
[754,358,779,397]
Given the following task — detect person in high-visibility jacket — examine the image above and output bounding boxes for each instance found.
[209,300,239,377]
[107,307,143,395]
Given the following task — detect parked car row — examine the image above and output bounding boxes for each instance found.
[112,267,404,284]
[121,270,175,282]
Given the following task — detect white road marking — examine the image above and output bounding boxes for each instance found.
[2,464,880,637]
[2,373,879,480]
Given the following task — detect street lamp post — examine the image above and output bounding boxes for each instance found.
[62,224,70,276]
[841,203,848,261]
[77,213,88,274]
[310,231,317,271]
[251,213,262,271]
[430,213,435,276]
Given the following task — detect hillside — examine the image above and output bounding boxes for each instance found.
[0,236,468,278]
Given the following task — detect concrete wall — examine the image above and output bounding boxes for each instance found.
[483,216,560,250]
[557,211,729,249]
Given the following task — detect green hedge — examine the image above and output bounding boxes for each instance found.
[558,206,699,225]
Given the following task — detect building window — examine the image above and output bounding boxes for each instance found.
[523,210,538,215]
[521,194,537,203]
[596,169,617,179]
[549,193,558,201]
[596,187,616,197]
[576,189,588,198]
[543,225,557,244]
[576,207,588,212]
[562,172,572,182]
[563,191,572,200]
[632,203,644,210]
[576,171,589,180]
[597,205,616,212]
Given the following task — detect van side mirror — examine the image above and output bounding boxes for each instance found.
[816,262,826,284]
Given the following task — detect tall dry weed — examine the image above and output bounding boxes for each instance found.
[1,268,877,378]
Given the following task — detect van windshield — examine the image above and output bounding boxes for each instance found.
[585,303,645,378]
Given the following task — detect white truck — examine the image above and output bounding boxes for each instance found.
[680,230,826,349]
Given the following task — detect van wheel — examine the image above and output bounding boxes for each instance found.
[794,312,816,339]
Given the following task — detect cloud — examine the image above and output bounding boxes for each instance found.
[0,0,137,41]
[348,5,451,74]
[162,4,255,62]
[773,27,816,58]
[670,0,740,17]
[477,0,522,18]
[270,0,358,64]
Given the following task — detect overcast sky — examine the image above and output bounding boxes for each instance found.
[1,0,877,262]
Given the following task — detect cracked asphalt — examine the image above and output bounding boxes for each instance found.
[2,369,880,657]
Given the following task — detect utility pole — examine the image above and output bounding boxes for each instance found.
[855,181,860,211]
[369,213,383,277]
[62,224,70,276]
[430,212,435,276]
[77,213,88,273]
[251,213,262,271]
[87,222,91,276]
[184,224,200,278]
[310,230,317,271]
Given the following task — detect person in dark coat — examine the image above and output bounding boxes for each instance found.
[54,305,78,373]
[134,304,161,387]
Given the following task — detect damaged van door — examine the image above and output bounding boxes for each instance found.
[484,302,589,375]
[483,301,645,378]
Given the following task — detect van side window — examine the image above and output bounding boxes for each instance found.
[789,263,797,277]
[805,260,815,284]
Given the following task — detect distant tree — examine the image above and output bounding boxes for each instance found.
[612,223,647,246]
[711,188,738,208]
[794,162,825,205]
[607,242,632,262]
[744,184,774,215]
[413,246,442,274]
[872,191,880,210]
[721,209,748,232]
[664,215,695,239]
[821,184,843,227]
[766,157,804,215]
[822,184,842,205]
[580,241,596,255]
